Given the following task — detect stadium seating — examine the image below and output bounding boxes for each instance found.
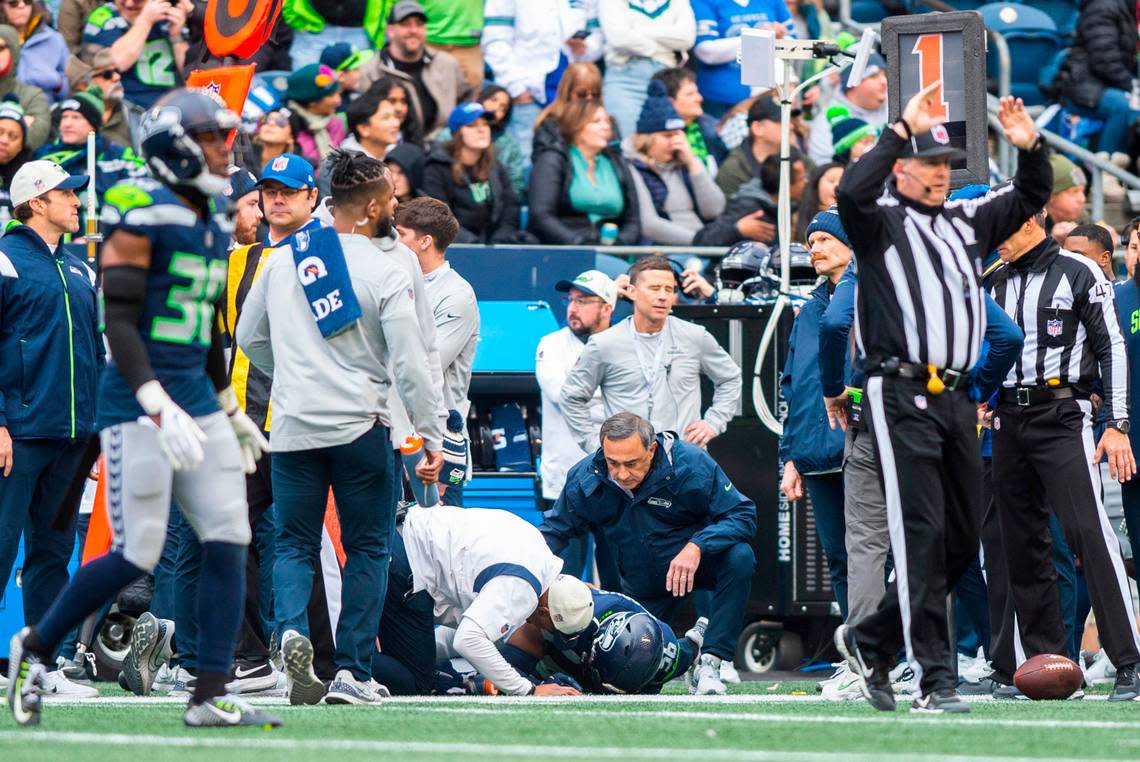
[979,3,1064,106]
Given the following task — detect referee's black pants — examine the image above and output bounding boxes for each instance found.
[993,397,1140,670]
[851,376,982,695]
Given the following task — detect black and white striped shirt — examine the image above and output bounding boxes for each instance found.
[989,238,1128,420]
[836,128,1052,374]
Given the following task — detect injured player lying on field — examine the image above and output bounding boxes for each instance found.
[434,586,708,695]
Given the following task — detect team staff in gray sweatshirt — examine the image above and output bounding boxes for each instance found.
[561,256,741,452]
[235,152,444,705]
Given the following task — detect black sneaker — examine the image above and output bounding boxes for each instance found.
[911,689,970,714]
[992,680,1028,700]
[957,677,998,696]
[227,660,280,694]
[833,624,896,711]
[1108,664,1140,701]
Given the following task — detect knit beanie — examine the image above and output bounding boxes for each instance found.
[60,86,105,131]
[1050,153,1086,196]
[636,80,685,135]
[804,205,850,248]
[828,105,877,163]
[0,98,27,142]
[285,64,340,105]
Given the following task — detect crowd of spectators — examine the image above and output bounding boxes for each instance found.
[0,0,1130,251]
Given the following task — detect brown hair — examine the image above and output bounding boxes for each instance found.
[558,98,606,147]
[447,126,496,186]
[628,255,676,285]
[394,197,460,252]
[535,62,603,130]
[13,201,32,222]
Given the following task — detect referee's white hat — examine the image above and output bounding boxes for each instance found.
[547,575,594,635]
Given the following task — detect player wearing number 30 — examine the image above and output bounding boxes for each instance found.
[6,89,280,730]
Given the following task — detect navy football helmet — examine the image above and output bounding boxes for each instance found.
[589,612,664,694]
[139,88,239,196]
[717,241,779,302]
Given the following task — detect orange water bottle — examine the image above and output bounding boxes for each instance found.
[399,434,440,507]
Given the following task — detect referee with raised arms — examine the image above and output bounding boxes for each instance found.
[987,206,1140,700]
[832,84,1051,714]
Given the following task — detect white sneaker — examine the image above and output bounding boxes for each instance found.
[819,662,862,700]
[890,662,917,696]
[816,662,845,692]
[957,651,991,684]
[719,660,742,684]
[325,669,382,705]
[691,654,727,696]
[168,666,198,696]
[0,672,8,690]
[369,679,391,698]
[153,663,176,693]
[39,670,98,698]
[1085,648,1117,685]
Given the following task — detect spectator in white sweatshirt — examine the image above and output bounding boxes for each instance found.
[598,0,696,139]
[482,0,604,166]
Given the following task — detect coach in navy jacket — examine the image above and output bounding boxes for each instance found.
[0,161,102,628]
[541,413,756,678]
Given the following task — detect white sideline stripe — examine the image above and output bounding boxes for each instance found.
[0,731,1117,762]
[26,696,1138,730]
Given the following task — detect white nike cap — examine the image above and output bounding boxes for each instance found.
[547,574,594,635]
[10,160,88,208]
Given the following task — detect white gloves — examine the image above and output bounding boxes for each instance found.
[136,380,207,471]
[218,386,271,474]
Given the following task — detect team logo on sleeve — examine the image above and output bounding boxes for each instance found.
[296,255,327,285]
[294,230,310,252]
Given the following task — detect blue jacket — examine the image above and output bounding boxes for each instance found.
[541,432,757,598]
[779,278,847,473]
[16,22,70,103]
[1115,279,1140,461]
[0,227,102,439]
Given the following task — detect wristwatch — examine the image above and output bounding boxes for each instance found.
[1108,418,1131,434]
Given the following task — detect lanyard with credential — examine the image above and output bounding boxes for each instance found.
[629,318,669,417]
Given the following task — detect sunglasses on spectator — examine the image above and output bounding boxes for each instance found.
[5,0,30,7]
[93,68,120,81]
[261,110,291,128]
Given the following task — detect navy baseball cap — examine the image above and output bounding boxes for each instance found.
[448,102,493,133]
[320,43,375,73]
[225,167,259,200]
[258,153,316,189]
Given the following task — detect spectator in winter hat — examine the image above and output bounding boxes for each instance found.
[284,63,346,165]
[0,99,31,213]
[807,52,887,165]
[624,80,725,246]
[827,105,879,165]
[1046,152,1089,230]
[35,86,147,214]
[320,42,375,97]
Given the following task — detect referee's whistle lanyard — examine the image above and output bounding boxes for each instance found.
[630,318,672,420]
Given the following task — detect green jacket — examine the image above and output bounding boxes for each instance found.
[715,141,763,200]
[283,0,396,47]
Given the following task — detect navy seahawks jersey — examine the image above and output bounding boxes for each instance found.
[540,590,693,693]
[96,178,233,428]
[83,3,184,109]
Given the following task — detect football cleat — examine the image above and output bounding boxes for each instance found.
[182,694,282,728]
[281,630,325,705]
[8,628,46,726]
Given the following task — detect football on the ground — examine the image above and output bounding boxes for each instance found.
[1013,654,1084,700]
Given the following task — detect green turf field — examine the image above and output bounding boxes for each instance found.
[2,680,1139,762]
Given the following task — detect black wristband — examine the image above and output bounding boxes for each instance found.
[895,119,913,140]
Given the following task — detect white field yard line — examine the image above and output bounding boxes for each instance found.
[28,697,1140,732]
[0,731,1118,762]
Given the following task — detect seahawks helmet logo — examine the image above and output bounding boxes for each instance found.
[594,612,632,653]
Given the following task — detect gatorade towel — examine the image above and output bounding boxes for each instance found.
[489,403,531,472]
[205,0,284,58]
